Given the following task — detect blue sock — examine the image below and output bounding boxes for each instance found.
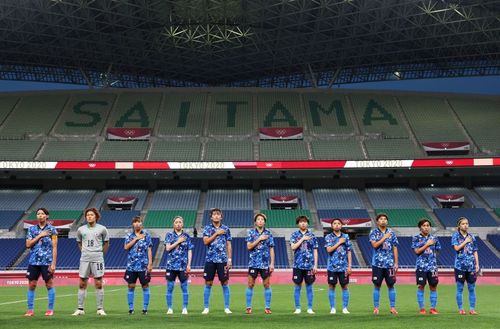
[127,288,134,310]
[203,285,212,308]
[373,287,380,308]
[180,281,189,309]
[222,285,230,309]
[417,288,425,309]
[468,283,476,310]
[142,287,150,311]
[27,289,35,310]
[305,284,314,309]
[167,281,175,309]
[388,287,396,308]
[342,288,349,309]
[430,290,438,309]
[328,288,335,308]
[294,285,301,309]
[246,287,253,308]
[264,288,272,309]
[47,287,55,310]
[456,281,464,310]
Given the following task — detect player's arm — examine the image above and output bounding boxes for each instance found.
[370,233,390,249]
[50,234,58,273]
[124,236,139,250]
[247,235,264,250]
[269,246,275,273]
[147,246,153,273]
[326,237,346,253]
[414,239,433,255]
[393,245,399,272]
[291,236,308,250]
[203,229,224,245]
[186,249,192,273]
[347,250,352,275]
[453,237,471,251]
[474,250,480,273]
[77,242,82,251]
[26,230,51,248]
[103,240,109,255]
[313,248,318,274]
[226,240,232,269]
[166,235,186,252]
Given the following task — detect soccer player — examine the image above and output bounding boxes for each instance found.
[24,208,58,317]
[412,218,441,315]
[72,208,109,316]
[164,216,193,315]
[370,213,399,315]
[290,215,318,314]
[245,213,275,314]
[124,216,153,315]
[452,217,480,315]
[325,218,352,315]
[202,208,232,314]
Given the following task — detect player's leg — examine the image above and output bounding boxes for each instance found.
[455,269,466,314]
[371,266,383,314]
[93,262,106,315]
[327,271,337,313]
[73,261,90,315]
[465,271,477,314]
[292,268,303,313]
[386,268,397,314]
[218,263,231,313]
[416,270,426,313]
[166,270,176,313]
[304,270,316,313]
[246,269,257,313]
[262,269,272,313]
[179,271,189,314]
[139,271,150,314]
[339,272,350,313]
[42,267,55,316]
[428,271,439,314]
[25,265,40,316]
[202,262,216,313]
[124,271,137,314]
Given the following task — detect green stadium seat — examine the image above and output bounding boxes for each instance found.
[0,140,42,160]
[303,93,355,135]
[144,210,196,228]
[149,141,201,161]
[259,140,309,160]
[257,93,302,128]
[27,210,81,221]
[157,92,207,136]
[94,141,149,160]
[208,92,253,136]
[310,139,364,160]
[0,96,19,126]
[38,141,96,161]
[261,209,313,228]
[106,92,161,129]
[364,139,422,159]
[375,209,435,227]
[205,140,254,161]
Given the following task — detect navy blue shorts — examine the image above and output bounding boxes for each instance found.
[26,264,52,282]
[327,271,349,286]
[416,270,439,287]
[372,266,396,286]
[248,267,271,280]
[292,268,316,285]
[124,270,151,285]
[454,269,477,284]
[166,269,188,283]
[203,262,229,283]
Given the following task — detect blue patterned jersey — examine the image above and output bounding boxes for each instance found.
[26,224,58,266]
[411,234,441,272]
[369,228,399,268]
[451,231,478,272]
[203,223,232,263]
[164,231,194,271]
[325,232,352,272]
[246,228,275,269]
[124,230,153,272]
[290,230,318,270]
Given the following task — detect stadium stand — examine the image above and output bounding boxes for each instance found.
[0,189,41,210]
[0,95,67,138]
[0,211,24,230]
[106,92,160,129]
[157,92,206,136]
[303,93,355,135]
[0,239,27,269]
[259,140,309,160]
[310,139,365,160]
[474,186,500,208]
[433,208,498,228]
[313,188,365,209]
[0,96,19,125]
[144,210,197,229]
[0,140,42,160]
[363,139,422,159]
[201,210,254,228]
[256,93,302,128]
[487,234,500,252]
[38,141,96,161]
[27,210,81,222]
[205,140,254,161]
[148,189,200,210]
[98,210,141,228]
[317,209,370,222]
[52,93,116,136]
[91,189,148,210]
[374,209,433,227]
[366,188,424,209]
[419,187,487,208]
[448,98,500,154]
[208,92,253,136]
[33,190,94,210]
[260,209,313,228]
[205,189,253,210]
[94,140,149,161]
[259,188,309,209]
[148,141,201,161]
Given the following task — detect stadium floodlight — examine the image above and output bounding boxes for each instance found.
[393,71,401,79]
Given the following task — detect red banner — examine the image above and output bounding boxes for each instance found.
[321,218,372,228]
[269,195,299,204]
[23,220,73,229]
[433,194,465,202]
[106,127,151,140]
[107,196,137,205]
[259,127,303,140]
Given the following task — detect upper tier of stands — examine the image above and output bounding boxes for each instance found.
[313,188,364,209]
[1,90,497,161]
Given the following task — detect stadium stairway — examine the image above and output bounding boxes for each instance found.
[393,97,424,156]
[194,191,207,231]
[350,240,367,267]
[359,190,376,222]
[414,189,444,229]
[445,98,480,153]
[305,190,322,231]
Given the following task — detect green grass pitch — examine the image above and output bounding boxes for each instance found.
[0,284,498,328]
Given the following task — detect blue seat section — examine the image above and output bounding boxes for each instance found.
[98,210,141,228]
[317,237,359,268]
[433,208,498,228]
[366,188,423,209]
[105,237,160,269]
[149,189,200,210]
[205,189,253,210]
[0,239,26,269]
[34,190,95,210]
[474,187,500,208]
[0,210,24,229]
[160,237,289,269]
[419,187,486,208]
[0,189,40,210]
[201,210,254,228]
[260,188,309,209]
[317,209,370,220]
[487,234,500,252]
[313,188,364,210]
[91,190,148,210]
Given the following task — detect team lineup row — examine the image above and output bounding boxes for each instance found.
[23,207,480,317]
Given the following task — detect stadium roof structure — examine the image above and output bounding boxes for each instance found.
[0,0,499,88]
